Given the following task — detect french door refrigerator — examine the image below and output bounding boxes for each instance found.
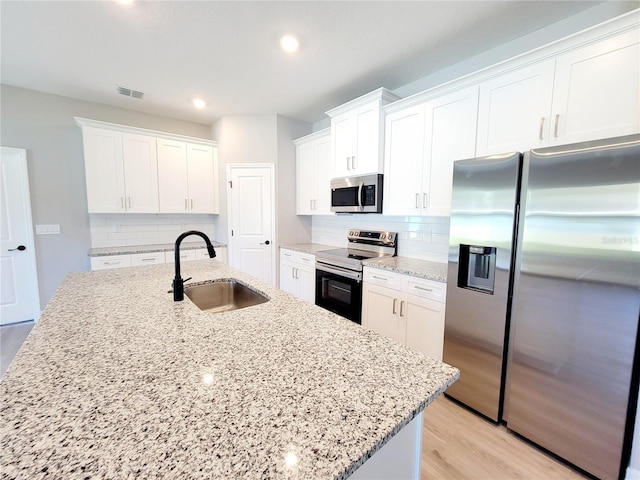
[443,134,640,480]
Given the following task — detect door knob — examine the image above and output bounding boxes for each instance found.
[8,245,26,251]
[260,240,271,245]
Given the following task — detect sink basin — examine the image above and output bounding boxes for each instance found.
[184,278,269,313]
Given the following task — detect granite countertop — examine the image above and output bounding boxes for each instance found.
[363,257,448,283]
[88,241,227,257]
[280,243,336,255]
[0,261,458,479]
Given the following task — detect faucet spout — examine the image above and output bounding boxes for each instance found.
[173,230,216,301]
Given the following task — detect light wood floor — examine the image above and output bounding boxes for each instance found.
[422,395,588,480]
[0,321,34,378]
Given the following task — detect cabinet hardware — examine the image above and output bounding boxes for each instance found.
[414,285,433,292]
[415,193,420,209]
[392,298,397,314]
[554,114,560,137]
[127,197,132,208]
[184,199,188,210]
[539,117,545,140]
[190,199,194,209]
[120,197,125,209]
[141,257,154,262]
[352,155,356,170]
[372,275,388,281]
[310,199,313,210]
[423,193,428,209]
[399,300,405,317]
[347,156,352,171]
[104,261,120,265]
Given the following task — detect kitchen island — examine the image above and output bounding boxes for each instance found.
[1,260,459,479]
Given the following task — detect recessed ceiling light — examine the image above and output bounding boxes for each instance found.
[193,98,206,109]
[280,34,299,54]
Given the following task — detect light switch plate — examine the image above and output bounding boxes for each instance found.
[36,224,61,235]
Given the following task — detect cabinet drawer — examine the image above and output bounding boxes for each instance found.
[165,250,196,263]
[90,255,131,271]
[280,248,315,265]
[363,267,403,292]
[402,276,446,303]
[130,252,165,266]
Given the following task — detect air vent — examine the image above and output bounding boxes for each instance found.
[117,86,144,99]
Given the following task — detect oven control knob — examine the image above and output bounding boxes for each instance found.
[380,234,386,240]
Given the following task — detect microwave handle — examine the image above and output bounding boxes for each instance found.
[358,182,364,210]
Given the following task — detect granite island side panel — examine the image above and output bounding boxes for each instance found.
[0,261,459,479]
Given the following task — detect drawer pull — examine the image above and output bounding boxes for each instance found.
[372,275,388,281]
[414,285,433,292]
[141,257,155,262]
[399,300,405,317]
[104,261,120,265]
[392,298,397,315]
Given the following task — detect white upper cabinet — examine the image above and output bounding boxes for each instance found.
[295,129,333,215]
[550,29,639,145]
[82,127,159,213]
[157,139,219,214]
[327,88,401,178]
[476,60,556,156]
[384,86,479,216]
[477,28,639,155]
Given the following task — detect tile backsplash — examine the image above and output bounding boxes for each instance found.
[89,214,216,248]
[311,215,450,263]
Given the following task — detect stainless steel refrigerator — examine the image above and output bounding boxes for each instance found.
[443,135,640,480]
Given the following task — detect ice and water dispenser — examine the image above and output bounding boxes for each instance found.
[457,245,496,294]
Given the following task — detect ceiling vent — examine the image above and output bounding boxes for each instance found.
[117,86,144,99]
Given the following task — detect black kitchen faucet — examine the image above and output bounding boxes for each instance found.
[173,230,216,301]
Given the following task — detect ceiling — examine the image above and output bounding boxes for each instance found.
[0,1,630,126]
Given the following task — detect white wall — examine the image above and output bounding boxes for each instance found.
[0,85,211,308]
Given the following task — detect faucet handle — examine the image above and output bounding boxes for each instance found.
[184,277,192,283]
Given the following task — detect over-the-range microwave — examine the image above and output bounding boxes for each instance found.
[330,174,383,214]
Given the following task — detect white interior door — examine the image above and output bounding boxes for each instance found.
[227,165,275,285]
[0,147,40,325]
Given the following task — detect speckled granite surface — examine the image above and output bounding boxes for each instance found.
[0,261,458,479]
[88,241,226,257]
[279,243,336,254]
[363,257,448,283]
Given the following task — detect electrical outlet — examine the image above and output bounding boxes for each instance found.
[35,224,61,235]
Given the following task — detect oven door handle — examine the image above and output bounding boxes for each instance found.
[358,182,364,210]
[316,262,362,281]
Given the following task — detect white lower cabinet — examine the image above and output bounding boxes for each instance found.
[279,249,315,303]
[362,267,446,361]
[90,245,226,271]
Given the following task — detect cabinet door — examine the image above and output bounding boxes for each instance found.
[279,258,298,296]
[362,283,402,343]
[187,143,218,214]
[296,264,316,304]
[383,105,426,216]
[314,135,333,214]
[402,294,445,361]
[353,102,381,175]
[551,29,639,145]
[121,133,159,213]
[82,127,125,213]
[332,115,353,178]
[296,142,316,215]
[424,86,479,216]
[476,60,555,156]
[157,139,189,213]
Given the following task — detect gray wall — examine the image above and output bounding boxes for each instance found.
[0,84,211,309]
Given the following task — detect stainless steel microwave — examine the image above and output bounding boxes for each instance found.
[330,174,383,213]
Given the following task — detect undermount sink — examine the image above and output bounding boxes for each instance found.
[184,279,269,313]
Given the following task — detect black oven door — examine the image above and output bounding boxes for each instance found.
[315,263,362,324]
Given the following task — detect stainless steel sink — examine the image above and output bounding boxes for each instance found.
[184,279,269,313]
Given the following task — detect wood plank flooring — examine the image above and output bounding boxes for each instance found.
[422,395,588,479]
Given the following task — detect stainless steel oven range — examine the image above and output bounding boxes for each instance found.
[315,229,397,324]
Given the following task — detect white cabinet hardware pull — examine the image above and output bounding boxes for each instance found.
[554,114,560,137]
[141,257,154,262]
[284,253,292,257]
[415,193,420,209]
[414,285,433,292]
[127,197,132,208]
[190,199,194,209]
[120,197,125,209]
[539,117,545,140]
[310,199,313,210]
[399,300,405,317]
[104,261,120,265]
[392,298,397,314]
[184,199,188,210]
[372,275,388,281]
[352,155,356,170]
[423,193,428,209]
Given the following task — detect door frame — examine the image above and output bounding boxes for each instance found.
[1,146,41,322]
[226,163,277,285]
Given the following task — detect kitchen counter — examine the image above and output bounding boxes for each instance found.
[279,243,336,255]
[363,256,448,283]
[88,241,227,257]
[0,260,458,479]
